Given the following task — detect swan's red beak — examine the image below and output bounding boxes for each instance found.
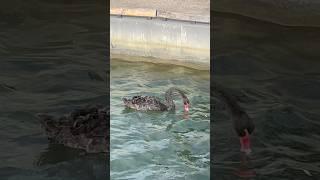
[240,130,251,154]
[184,103,190,112]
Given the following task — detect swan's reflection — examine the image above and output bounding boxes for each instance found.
[183,111,189,119]
[34,143,108,179]
[34,144,86,167]
[234,153,256,178]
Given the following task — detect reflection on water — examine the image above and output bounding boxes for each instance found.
[0,0,108,179]
[110,60,210,179]
[212,12,320,179]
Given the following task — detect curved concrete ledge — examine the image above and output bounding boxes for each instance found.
[156,10,210,24]
[110,15,210,70]
[110,7,210,23]
[110,0,210,23]
[110,8,157,18]
[214,0,320,27]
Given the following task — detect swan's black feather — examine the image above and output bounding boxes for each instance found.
[122,87,189,111]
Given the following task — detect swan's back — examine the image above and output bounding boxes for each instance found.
[37,105,109,153]
[123,96,168,111]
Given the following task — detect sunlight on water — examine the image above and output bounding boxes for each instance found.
[110,59,210,179]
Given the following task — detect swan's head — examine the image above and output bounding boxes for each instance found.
[183,97,190,112]
[234,113,254,155]
[166,87,190,112]
[240,129,252,154]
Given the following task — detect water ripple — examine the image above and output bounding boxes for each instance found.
[111,60,210,179]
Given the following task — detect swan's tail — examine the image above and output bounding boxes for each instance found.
[36,113,60,140]
[122,97,130,104]
[122,97,134,109]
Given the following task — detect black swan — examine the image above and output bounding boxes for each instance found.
[37,105,109,153]
[213,83,255,154]
[122,87,190,112]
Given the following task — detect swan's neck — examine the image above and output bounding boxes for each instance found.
[164,91,175,110]
[164,87,186,110]
[213,83,244,116]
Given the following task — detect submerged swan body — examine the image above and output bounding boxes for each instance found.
[122,87,190,112]
[37,105,109,153]
[213,83,255,154]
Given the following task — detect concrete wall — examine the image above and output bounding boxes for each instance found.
[110,15,210,70]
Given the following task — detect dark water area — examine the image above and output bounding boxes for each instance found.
[212,12,320,179]
[0,0,108,179]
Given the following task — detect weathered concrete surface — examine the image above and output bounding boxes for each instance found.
[214,0,320,27]
[110,16,210,70]
[110,8,157,18]
[110,0,210,23]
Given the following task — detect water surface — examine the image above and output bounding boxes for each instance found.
[212,12,320,179]
[110,59,210,179]
[0,0,108,179]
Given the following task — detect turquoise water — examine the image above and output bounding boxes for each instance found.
[110,60,210,179]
